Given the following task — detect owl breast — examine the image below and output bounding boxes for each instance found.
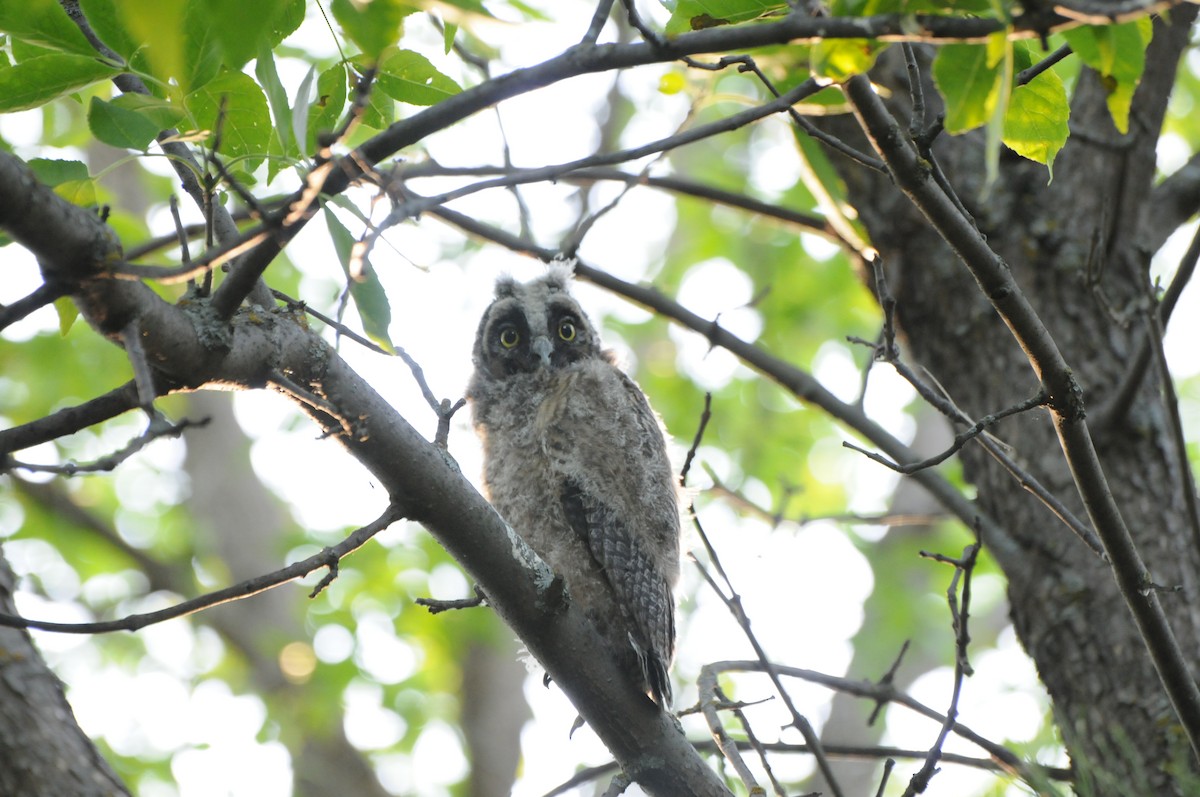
[467,268,680,707]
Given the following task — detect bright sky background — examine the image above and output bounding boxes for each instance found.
[3,2,1200,795]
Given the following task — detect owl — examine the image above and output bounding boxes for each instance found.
[467,266,681,708]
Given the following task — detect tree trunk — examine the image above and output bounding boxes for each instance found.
[0,552,130,796]
[825,10,1200,793]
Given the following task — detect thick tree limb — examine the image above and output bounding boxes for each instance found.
[841,71,1200,761]
[0,150,730,797]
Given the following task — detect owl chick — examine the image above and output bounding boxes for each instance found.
[467,267,681,707]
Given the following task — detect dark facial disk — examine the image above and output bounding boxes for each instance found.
[543,298,598,369]
[475,304,535,378]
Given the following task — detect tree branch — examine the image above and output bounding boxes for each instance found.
[0,149,730,797]
[842,70,1200,761]
[0,505,402,633]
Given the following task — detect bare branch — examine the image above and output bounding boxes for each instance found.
[7,414,207,476]
[842,70,1200,756]
[0,505,403,633]
[1095,223,1200,432]
[0,281,70,332]
[0,381,145,458]
[707,660,1059,792]
[905,542,979,795]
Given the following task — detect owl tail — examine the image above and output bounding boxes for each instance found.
[630,633,673,708]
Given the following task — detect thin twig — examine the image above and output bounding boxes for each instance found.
[0,505,404,633]
[704,659,1059,791]
[1016,43,1072,86]
[906,542,980,795]
[0,281,70,331]
[583,0,619,43]
[842,391,1048,475]
[902,44,925,139]
[1094,222,1200,432]
[679,392,712,484]
[1138,287,1200,555]
[415,584,486,614]
[7,416,208,475]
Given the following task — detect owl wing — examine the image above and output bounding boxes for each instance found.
[550,367,678,707]
[561,479,676,707]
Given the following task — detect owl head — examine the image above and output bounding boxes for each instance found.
[470,266,605,381]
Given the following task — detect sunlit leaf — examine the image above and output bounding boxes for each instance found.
[664,0,787,35]
[1003,55,1068,172]
[0,54,119,112]
[206,0,291,69]
[330,0,414,60]
[184,70,272,169]
[53,296,79,335]
[113,0,187,90]
[0,0,95,56]
[983,31,1013,192]
[374,49,461,106]
[1061,19,1150,134]
[324,208,395,351]
[810,39,885,81]
[78,0,140,60]
[307,64,349,152]
[933,43,1001,133]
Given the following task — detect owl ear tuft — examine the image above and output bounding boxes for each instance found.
[544,260,577,292]
[494,274,518,298]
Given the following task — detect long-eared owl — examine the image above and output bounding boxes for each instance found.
[466,266,681,707]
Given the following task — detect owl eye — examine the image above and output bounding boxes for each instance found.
[498,326,520,349]
[558,319,577,342]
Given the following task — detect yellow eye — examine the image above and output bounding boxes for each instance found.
[558,319,577,342]
[499,327,520,349]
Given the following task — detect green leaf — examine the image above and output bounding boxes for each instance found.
[182,0,223,93]
[53,296,79,335]
[330,0,414,60]
[113,0,187,91]
[291,67,317,158]
[87,96,162,150]
[0,54,119,112]
[442,21,458,54]
[54,179,99,206]
[184,70,272,169]
[982,32,1013,192]
[0,0,96,56]
[933,43,1001,133]
[1003,60,1069,172]
[374,49,461,106]
[1061,19,1150,134]
[664,0,787,35]
[307,65,349,152]
[206,0,290,69]
[810,39,886,82]
[111,92,186,129]
[27,158,89,186]
[358,72,396,130]
[255,44,296,157]
[324,208,394,351]
[78,0,140,59]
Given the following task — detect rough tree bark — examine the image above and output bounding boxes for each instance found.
[822,8,1200,793]
[0,554,129,797]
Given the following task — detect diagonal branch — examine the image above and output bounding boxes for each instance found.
[841,71,1200,761]
[0,506,403,633]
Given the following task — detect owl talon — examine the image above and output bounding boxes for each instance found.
[568,713,586,738]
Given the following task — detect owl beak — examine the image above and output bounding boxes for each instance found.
[531,336,552,368]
